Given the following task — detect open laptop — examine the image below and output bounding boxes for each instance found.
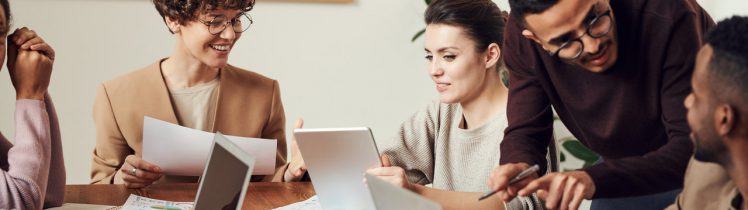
[193,133,256,210]
[365,173,443,210]
[293,127,382,210]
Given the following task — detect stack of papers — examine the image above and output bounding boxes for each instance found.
[119,194,194,210]
[273,196,323,210]
[142,117,277,176]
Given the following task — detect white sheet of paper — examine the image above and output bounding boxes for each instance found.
[272,196,322,210]
[142,117,277,176]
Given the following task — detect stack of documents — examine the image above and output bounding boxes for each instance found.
[273,196,322,210]
[119,194,193,210]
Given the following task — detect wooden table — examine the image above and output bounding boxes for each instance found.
[64,182,316,209]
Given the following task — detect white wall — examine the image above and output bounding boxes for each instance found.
[698,0,748,21]
[0,0,745,187]
[0,0,435,184]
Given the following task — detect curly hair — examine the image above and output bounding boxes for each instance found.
[153,0,255,33]
[508,0,558,26]
[705,16,748,110]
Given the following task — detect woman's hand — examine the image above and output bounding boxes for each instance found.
[284,118,307,182]
[115,155,163,188]
[365,155,415,192]
[7,27,55,100]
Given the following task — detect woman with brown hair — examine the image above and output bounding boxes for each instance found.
[90,0,305,188]
[366,0,543,209]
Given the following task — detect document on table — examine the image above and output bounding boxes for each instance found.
[142,117,277,176]
[118,194,194,210]
[45,203,115,210]
[273,196,322,210]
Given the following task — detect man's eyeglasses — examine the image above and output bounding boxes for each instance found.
[198,13,253,35]
[550,9,613,60]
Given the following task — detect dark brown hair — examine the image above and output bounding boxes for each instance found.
[705,16,748,110]
[153,0,255,33]
[508,0,558,26]
[0,0,11,35]
[425,0,508,53]
[424,0,510,85]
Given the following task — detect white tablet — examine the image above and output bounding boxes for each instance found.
[293,127,382,210]
[365,173,443,210]
[193,133,255,210]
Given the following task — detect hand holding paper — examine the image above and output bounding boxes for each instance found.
[115,155,163,188]
[142,117,277,176]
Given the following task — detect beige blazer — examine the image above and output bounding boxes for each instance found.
[665,157,736,210]
[91,60,288,184]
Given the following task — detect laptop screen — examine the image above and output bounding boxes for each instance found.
[194,135,253,210]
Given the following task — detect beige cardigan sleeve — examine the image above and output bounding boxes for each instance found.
[91,84,131,184]
[380,102,440,185]
[261,81,288,182]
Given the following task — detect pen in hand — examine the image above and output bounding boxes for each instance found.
[478,164,540,201]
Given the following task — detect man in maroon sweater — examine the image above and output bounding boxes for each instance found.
[486,0,714,209]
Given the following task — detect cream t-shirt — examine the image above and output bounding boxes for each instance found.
[168,78,220,132]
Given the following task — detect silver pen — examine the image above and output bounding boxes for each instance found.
[478,164,540,201]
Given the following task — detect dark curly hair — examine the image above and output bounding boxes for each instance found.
[153,0,255,33]
[508,0,558,26]
[705,16,748,109]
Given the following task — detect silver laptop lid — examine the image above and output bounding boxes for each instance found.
[194,133,255,210]
[294,127,382,210]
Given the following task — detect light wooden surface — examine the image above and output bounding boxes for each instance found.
[64,182,315,209]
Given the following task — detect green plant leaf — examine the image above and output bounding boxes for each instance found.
[500,68,509,87]
[582,161,596,169]
[411,28,426,42]
[425,0,432,5]
[562,140,600,162]
[560,151,566,162]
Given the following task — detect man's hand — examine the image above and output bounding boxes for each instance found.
[487,163,538,202]
[519,171,596,210]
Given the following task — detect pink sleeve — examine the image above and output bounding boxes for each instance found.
[43,95,65,208]
[0,98,54,210]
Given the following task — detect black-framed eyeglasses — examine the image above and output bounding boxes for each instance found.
[198,13,253,35]
[550,9,613,60]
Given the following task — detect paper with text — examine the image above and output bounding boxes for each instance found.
[142,117,276,176]
[118,194,194,210]
[273,196,322,210]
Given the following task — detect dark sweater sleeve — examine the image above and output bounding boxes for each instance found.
[499,15,554,175]
[584,8,713,198]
